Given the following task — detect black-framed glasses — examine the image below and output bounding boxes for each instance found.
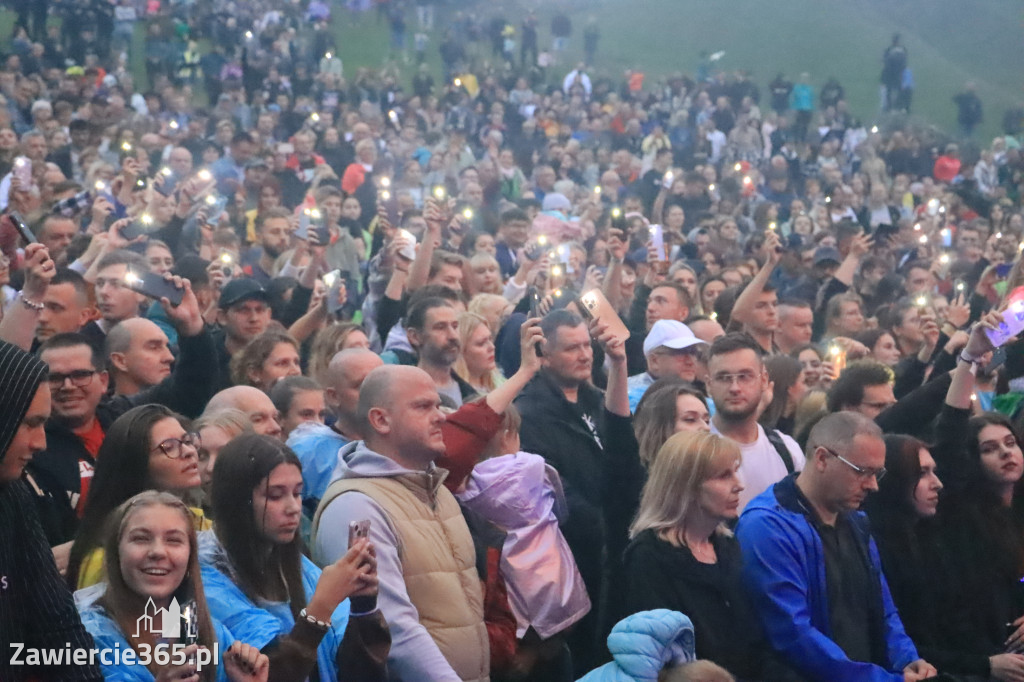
[152,432,201,460]
[821,446,886,481]
[47,369,97,389]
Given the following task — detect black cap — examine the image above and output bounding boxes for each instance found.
[219,278,269,309]
[814,246,842,267]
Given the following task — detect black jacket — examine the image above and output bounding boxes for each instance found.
[515,370,643,670]
[931,402,1024,666]
[0,480,103,681]
[623,529,764,680]
[27,329,219,544]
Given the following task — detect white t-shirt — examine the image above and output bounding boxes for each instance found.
[711,422,805,511]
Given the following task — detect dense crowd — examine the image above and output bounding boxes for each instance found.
[5,0,1024,681]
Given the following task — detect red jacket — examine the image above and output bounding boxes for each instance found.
[439,399,504,492]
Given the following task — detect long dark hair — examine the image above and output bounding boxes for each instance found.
[68,404,185,588]
[634,380,708,468]
[866,435,930,559]
[101,491,217,682]
[963,413,1024,578]
[759,354,803,431]
[210,434,307,620]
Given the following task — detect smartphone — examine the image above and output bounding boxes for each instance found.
[828,344,848,375]
[322,269,347,315]
[986,298,1024,348]
[217,250,235,279]
[348,519,371,547]
[179,599,198,665]
[650,223,669,273]
[125,270,184,306]
[396,228,417,262]
[529,290,541,318]
[9,211,37,244]
[576,289,631,341]
[121,214,155,241]
[12,156,31,187]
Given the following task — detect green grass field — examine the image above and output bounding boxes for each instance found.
[17,0,1024,140]
[323,0,1024,141]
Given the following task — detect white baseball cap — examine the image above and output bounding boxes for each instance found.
[643,319,705,356]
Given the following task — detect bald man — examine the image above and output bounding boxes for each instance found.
[288,348,383,512]
[105,318,175,396]
[204,385,283,440]
[312,365,488,682]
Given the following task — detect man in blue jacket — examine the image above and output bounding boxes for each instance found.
[736,412,937,682]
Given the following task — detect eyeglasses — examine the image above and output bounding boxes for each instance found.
[152,432,201,460]
[821,446,886,481]
[47,369,97,389]
[710,371,759,387]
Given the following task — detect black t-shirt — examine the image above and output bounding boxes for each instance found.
[818,515,875,664]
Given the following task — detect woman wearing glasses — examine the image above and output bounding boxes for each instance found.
[622,430,764,679]
[67,404,209,590]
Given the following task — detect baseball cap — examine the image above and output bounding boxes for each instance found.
[219,278,269,309]
[814,246,842,267]
[643,319,705,356]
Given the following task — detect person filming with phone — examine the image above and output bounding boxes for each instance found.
[311,364,489,682]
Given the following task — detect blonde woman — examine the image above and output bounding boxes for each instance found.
[623,431,764,679]
[75,491,269,681]
[453,312,505,394]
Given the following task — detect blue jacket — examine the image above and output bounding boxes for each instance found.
[197,531,351,682]
[75,584,234,682]
[735,475,919,682]
[577,610,695,682]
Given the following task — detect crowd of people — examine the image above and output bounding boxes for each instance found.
[5,0,1024,681]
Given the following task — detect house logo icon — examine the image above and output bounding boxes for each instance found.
[133,597,197,640]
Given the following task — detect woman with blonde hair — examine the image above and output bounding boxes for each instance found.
[75,490,269,681]
[467,294,513,335]
[307,322,371,385]
[623,431,764,679]
[453,312,505,394]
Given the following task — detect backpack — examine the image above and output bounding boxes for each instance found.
[765,429,796,474]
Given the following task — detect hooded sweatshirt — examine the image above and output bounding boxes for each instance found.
[312,441,488,682]
[0,340,103,681]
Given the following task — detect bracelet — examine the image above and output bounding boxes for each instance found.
[298,608,331,631]
[959,349,981,365]
[18,293,44,311]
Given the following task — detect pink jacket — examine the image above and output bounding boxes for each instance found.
[457,452,591,639]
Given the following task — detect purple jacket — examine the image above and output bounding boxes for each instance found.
[457,452,591,638]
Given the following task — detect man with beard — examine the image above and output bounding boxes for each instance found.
[515,309,640,674]
[243,207,292,284]
[406,296,474,407]
[708,333,805,510]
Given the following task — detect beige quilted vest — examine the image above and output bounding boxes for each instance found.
[313,470,490,682]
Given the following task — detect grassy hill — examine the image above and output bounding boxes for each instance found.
[327,0,1024,141]
[17,0,1024,140]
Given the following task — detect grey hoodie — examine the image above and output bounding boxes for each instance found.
[313,440,462,682]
